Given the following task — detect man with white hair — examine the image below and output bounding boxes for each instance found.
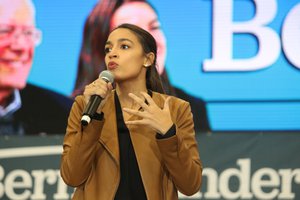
[0,0,72,135]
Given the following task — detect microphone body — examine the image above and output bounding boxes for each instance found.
[81,70,114,126]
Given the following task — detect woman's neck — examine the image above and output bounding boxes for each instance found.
[116,81,147,108]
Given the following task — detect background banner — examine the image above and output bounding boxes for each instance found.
[27,0,300,131]
[1,132,300,200]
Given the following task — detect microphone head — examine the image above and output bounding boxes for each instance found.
[99,70,114,83]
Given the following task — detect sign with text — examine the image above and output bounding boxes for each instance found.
[1,133,299,200]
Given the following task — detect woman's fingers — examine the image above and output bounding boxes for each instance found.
[128,93,149,111]
[140,92,155,106]
[83,79,112,104]
[123,92,173,134]
[163,96,171,111]
[123,108,147,118]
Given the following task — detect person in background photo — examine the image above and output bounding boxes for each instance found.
[0,0,73,135]
[61,23,202,200]
[72,0,211,132]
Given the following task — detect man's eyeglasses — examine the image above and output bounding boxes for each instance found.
[0,24,42,46]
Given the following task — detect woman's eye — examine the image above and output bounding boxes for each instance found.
[104,47,111,54]
[121,44,129,49]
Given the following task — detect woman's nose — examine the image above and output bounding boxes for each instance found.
[108,48,118,58]
[109,53,118,59]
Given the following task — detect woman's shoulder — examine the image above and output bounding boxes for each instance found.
[152,91,189,107]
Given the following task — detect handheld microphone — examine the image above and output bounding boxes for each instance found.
[81,70,114,126]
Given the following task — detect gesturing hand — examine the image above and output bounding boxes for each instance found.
[123,92,173,135]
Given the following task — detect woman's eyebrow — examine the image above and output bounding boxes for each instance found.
[105,38,134,45]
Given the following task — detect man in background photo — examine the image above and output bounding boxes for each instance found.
[0,0,72,135]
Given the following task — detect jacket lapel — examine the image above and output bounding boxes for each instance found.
[98,91,120,165]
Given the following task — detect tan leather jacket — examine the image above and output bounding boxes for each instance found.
[60,90,202,200]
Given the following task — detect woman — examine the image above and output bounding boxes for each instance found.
[61,24,202,200]
[72,0,211,132]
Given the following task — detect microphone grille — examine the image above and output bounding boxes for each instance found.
[99,70,114,83]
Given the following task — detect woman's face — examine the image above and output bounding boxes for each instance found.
[104,28,150,83]
[110,2,166,75]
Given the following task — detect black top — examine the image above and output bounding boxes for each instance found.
[109,91,176,200]
[114,92,147,200]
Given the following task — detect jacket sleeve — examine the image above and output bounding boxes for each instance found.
[156,99,202,196]
[60,96,105,187]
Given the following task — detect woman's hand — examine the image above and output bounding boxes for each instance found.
[83,79,113,113]
[123,92,173,135]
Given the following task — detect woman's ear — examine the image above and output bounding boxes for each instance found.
[144,52,155,67]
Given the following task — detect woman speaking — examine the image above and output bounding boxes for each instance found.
[60,23,202,200]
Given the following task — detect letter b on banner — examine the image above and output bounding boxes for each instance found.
[203,0,300,71]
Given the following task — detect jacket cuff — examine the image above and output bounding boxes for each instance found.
[156,124,176,139]
[92,112,104,121]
